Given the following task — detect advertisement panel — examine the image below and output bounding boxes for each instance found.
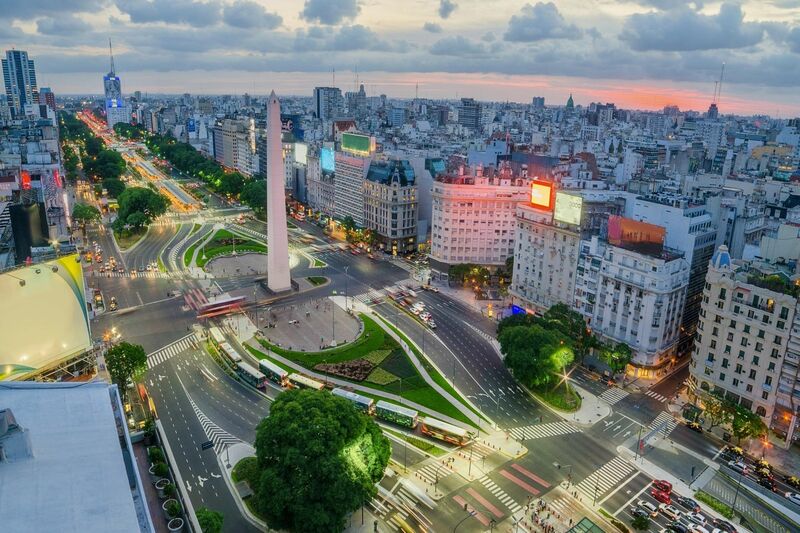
[608,216,666,255]
[294,143,308,165]
[320,147,335,173]
[530,180,554,210]
[554,192,582,225]
[341,133,373,156]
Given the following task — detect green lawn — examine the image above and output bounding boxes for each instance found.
[114,227,147,250]
[189,223,201,236]
[383,428,446,457]
[189,228,267,268]
[255,314,473,426]
[197,243,267,268]
[533,381,582,412]
[307,276,327,286]
[312,258,326,267]
[182,230,211,267]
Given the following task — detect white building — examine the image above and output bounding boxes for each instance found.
[429,165,530,279]
[333,151,370,226]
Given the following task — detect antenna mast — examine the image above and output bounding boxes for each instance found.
[717,62,726,104]
[332,68,335,88]
[108,38,115,75]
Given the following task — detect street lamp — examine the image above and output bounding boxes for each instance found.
[453,504,475,533]
[343,265,350,311]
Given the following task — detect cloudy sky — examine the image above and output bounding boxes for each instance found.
[2,0,800,115]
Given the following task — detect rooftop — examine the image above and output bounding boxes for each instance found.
[0,382,146,533]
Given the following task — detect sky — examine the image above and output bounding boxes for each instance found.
[2,0,800,116]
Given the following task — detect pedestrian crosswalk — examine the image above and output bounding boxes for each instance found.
[645,389,669,402]
[415,462,453,485]
[478,475,523,513]
[575,456,636,502]
[88,270,172,279]
[181,378,240,454]
[146,334,197,369]
[509,421,580,441]
[353,289,385,306]
[599,387,630,405]
[648,411,678,436]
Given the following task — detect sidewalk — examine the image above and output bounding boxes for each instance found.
[131,441,169,533]
[434,281,505,317]
[535,382,610,427]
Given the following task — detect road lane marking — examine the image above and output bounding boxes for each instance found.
[498,469,540,495]
[611,476,651,515]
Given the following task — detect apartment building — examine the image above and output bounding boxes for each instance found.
[363,159,417,254]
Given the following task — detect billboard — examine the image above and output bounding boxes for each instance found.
[0,254,91,380]
[530,180,554,210]
[608,216,666,255]
[341,132,373,156]
[320,147,335,173]
[294,143,308,166]
[554,192,582,225]
[187,118,196,133]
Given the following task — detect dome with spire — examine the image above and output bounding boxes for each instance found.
[566,93,574,109]
[711,245,732,270]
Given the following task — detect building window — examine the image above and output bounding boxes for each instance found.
[765,376,773,386]
[746,384,753,392]
[780,307,789,320]
[735,363,743,374]
[733,378,740,387]
[749,369,756,379]
[768,362,775,372]
[743,324,750,333]
[771,348,779,358]
[719,373,726,382]
[721,358,729,368]
[756,406,767,416]
[752,356,760,366]
[774,335,782,345]
[757,329,765,339]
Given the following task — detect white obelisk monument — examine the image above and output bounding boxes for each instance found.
[266,91,291,292]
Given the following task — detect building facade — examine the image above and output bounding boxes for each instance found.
[314,86,343,121]
[363,159,417,254]
[333,151,370,226]
[2,50,38,116]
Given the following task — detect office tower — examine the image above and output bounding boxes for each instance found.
[531,96,545,109]
[313,86,343,121]
[103,40,129,128]
[333,133,375,227]
[38,87,55,110]
[457,98,481,130]
[266,91,291,292]
[2,50,39,116]
[345,84,367,120]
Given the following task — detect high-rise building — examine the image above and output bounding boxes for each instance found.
[345,84,367,120]
[313,86,343,121]
[2,49,38,116]
[531,96,545,109]
[457,98,481,130]
[334,133,375,226]
[38,87,55,110]
[211,118,256,176]
[103,41,129,128]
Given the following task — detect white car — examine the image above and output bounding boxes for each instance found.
[786,492,800,505]
[660,504,682,521]
[684,512,707,526]
[636,500,661,517]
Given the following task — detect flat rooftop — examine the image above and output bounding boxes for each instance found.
[0,382,142,533]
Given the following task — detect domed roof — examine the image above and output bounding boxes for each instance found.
[566,93,574,109]
[711,245,732,270]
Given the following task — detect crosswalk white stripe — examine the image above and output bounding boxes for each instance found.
[509,421,579,441]
[575,457,636,500]
[599,387,629,405]
[479,477,522,513]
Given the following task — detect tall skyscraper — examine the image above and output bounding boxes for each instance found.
[39,87,55,110]
[313,86,343,121]
[2,49,39,116]
[103,40,129,128]
[457,98,481,130]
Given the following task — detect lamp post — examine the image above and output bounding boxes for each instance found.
[453,504,475,533]
[344,265,350,311]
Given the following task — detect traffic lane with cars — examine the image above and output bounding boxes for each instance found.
[611,480,715,533]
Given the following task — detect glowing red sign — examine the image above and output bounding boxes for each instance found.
[530,180,553,210]
[20,170,31,190]
[53,169,62,188]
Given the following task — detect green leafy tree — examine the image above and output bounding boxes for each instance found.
[239,180,266,215]
[542,303,594,361]
[731,405,768,444]
[600,342,633,374]
[104,342,147,401]
[103,178,126,198]
[71,203,101,237]
[253,389,390,533]
[497,312,540,335]
[341,215,357,233]
[703,394,734,430]
[631,515,650,530]
[196,507,224,533]
[219,172,246,196]
[499,325,572,388]
[116,187,169,230]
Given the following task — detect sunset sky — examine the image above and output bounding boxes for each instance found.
[2,0,799,115]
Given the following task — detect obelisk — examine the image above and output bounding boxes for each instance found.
[266,91,291,292]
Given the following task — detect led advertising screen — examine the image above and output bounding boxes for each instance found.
[608,216,666,256]
[341,133,372,155]
[294,143,308,165]
[554,192,582,225]
[530,180,553,210]
[320,147,335,173]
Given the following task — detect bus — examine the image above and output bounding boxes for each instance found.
[375,400,419,429]
[197,295,247,319]
[332,388,375,415]
[258,359,289,387]
[288,373,325,391]
[420,417,471,446]
[217,342,242,366]
[208,327,225,348]
[236,362,266,388]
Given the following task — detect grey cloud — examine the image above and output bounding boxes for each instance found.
[423,22,443,34]
[116,0,221,27]
[504,2,583,42]
[300,0,360,25]
[439,0,457,19]
[0,0,107,20]
[620,3,766,51]
[293,25,405,53]
[631,0,704,9]
[36,15,92,35]
[787,27,800,53]
[223,1,282,30]
[430,35,487,56]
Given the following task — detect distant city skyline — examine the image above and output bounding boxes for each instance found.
[3,0,800,116]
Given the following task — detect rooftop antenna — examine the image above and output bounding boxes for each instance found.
[415,82,419,100]
[332,68,335,88]
[108,38,115,75]
[712,81,719,104]
[717,62,726,105]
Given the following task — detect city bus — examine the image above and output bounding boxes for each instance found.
[197,295,247,319]
[420,417,471,446]
[236,362,266,389]
[258,359,289,387]
[217,341,242,366]
[208,326,225,349]
[288,373,325,391]
[375,400,419,429]
[332,388,375,415]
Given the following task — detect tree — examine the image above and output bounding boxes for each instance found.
[239,180,266,215]
[341,215,357,233]
[703,394,734,430]
[104,342,147,401]
[631,515,650,531]
[196,507,224,533]
[71,203,101,236]
[116,187,169,230]
[542,303,594,361]
[499,325,572,388]
[600,342,632,374]
[731,405,768,444]
[253,389,390,533]
[497,312,539,335]
[103,178,126,198]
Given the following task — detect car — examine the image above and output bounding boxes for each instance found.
[428,321,437,329]
[785,492,800,505]
[756,467,774,481]
[727,461,748,474]
[601,375,616,386]
[661,505,682,521]
[630,508,650,520]
[411,308,421,315]
[711,519,737,533]
[674,495,700,512]
[637,500,661,517]
[146,264,152,271]
[138,265,145,272]
[108,297,118,311]
[685,421,703,433]
[117,267,125,274]
[755,459,771,471]
[722,446,744,460]
[99,266,106,273]
[786,476,800,489]
[652,489,671,504]
[653,480,673,494]
[684,512,707,527]
[667,524,690,533]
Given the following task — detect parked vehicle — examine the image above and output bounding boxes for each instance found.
[711,518,737,533]
[785,492,800,505]
[651,489,671,505]
[637,500,661,517]
[727,461,748,474]
[653,480,673,494]
[685,421,703,433]
[108,297,118,311]
[674,496,700,513]
[661,505,682,521]
[684,512,707,527]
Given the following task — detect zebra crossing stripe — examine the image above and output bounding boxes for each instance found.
[146,335,196,370]
[575,457,636,501]
[179,377,241,454]
[509,421,579,441]
[645,390,668,402]
[479,477,522,513]
[599,387,629,405]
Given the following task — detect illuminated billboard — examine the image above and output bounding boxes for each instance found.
[530,180,553,210]
[554,192,582,225]
[294,143,308,166]
[320,147,335,173]
[341,133,374,156]
[608,216,666,256]
[0,254,91,380]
